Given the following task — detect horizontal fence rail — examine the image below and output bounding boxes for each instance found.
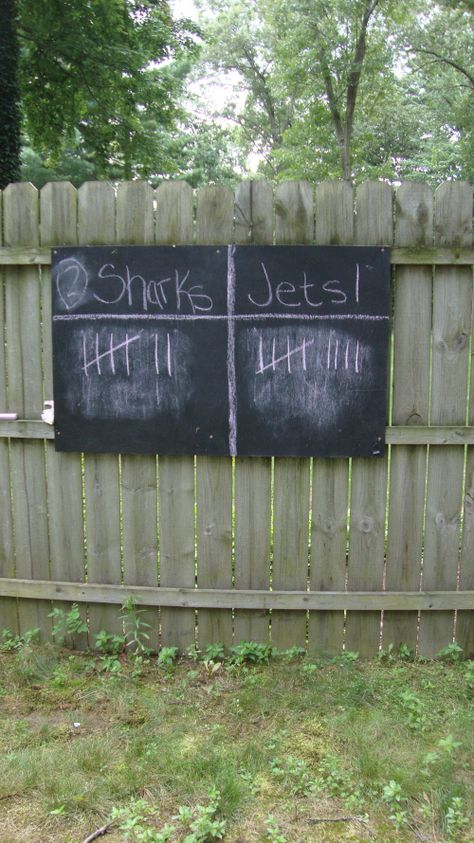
[1,245,474,266]
[1,178,473,658]
[0,579,474,611]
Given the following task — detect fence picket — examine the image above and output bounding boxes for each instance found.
[0,189,17,634]
[271,181,313,650]
[419,183,473,656]
[78,182,123,641]
[234,180,273,645]
[345,182,392,657]
[308,181,353,655]
[116,181,160,651]
[156,181,196,652]
[458,253,474,655]
[3,183,51,640]
[40,182,87,648]
[384,183,433,652]
[195,185,234,649]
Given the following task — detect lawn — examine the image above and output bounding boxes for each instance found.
[0,632,473,842]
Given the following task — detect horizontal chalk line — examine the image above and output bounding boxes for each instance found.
[54,312,389,322]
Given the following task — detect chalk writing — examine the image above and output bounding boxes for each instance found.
[247,263,353,310]
[56,258,89,310]
[52,245,390,457]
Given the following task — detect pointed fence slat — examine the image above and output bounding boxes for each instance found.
[78,182,123,641]
[384,183,433,652]
[116,181,160,651]
[345,182,392,657]
[419,183,473,656]
[3,183,51,640]
[271,181,313,650]
[195,185,234,649]
[234,180,273,645]
[0,189,18,634]
[156,181,196,652]
[308,180,353,655]
[40,182,87,648]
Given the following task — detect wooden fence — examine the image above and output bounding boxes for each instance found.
[0,178,473,658]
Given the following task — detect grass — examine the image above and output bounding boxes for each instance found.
[0,639,473,842]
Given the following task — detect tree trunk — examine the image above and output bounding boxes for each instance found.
[340,134,352,182]
[0,0,22,188]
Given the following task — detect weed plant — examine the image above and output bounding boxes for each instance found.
[0,630,472,842]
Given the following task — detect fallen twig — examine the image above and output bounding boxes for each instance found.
[308,815,364,824]
[81,821,114,843]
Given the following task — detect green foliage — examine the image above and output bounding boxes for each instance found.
[111,789,226,842]
[1,627,40,651]
[229,641,273,665]
[48,604,87,646]
[0,0,22,187]
[203,643,226,662]
[157,646,179,667]
[11,0,199,182]
[444,796,469,837]
[121,598,153,656]
[95,630,126,655]
[436,642,464,663]
[195,0,474,184]
[399,689,430,732]
[264,815,287,842]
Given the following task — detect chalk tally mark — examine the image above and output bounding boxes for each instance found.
[82,332,141,376]
[257,335,314,375]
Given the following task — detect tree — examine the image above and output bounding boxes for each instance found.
[0,0,21,188]
[401,0,474,182]
[197,0,420,183]
[0,0,198,186]
[196,0,294,178]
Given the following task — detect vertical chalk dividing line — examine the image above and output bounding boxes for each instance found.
[227,245,237,456]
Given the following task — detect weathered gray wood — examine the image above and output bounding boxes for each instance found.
[195,185,234,648]
[309,181,353,655]
[4,421,474,445]
[40,182,88,648]
[271,181,313,650]
[78,182,123,642]
[234,181,273,644]
[391,247,474,265]
[116,181,159,650]
[419,182,472,656]
[458,259,474,656]
[384,183,433,651]
[1,578,473,611]
[419,182,473,657]
[2,244,474,268]
[459,451,474,656]
[0,247,51,264]
[385,427,474,445]
[345,182,392,657]
[0,420,55,438]
[0,189,18,634]
[155,181,196,651]
[3,183,51,640]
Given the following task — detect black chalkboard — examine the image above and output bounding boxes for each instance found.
[51,245,390,456]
